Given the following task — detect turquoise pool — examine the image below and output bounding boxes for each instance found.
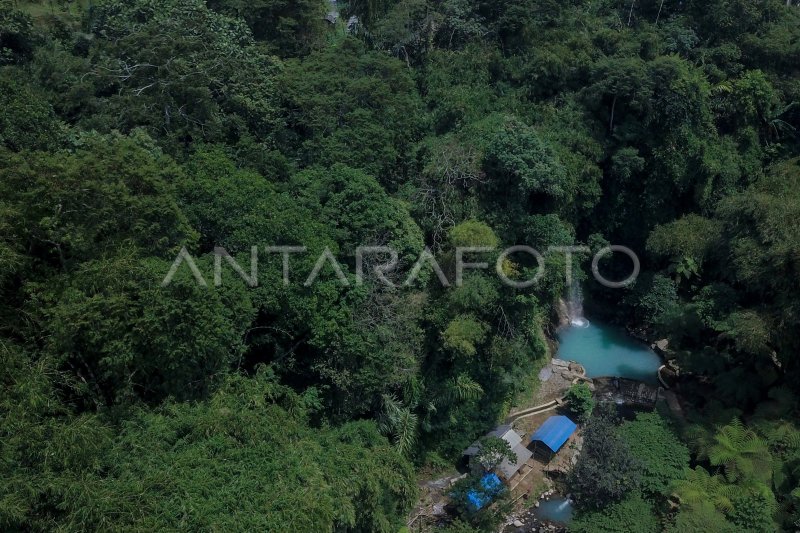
[534,497,574,524]
[557,320,662,384]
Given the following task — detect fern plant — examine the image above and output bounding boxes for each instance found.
[708,419,771,484]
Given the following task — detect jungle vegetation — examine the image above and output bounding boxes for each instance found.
[1,0,799,531]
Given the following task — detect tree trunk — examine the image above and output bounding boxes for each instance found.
[609,95,618,133]
[656,0,665,24]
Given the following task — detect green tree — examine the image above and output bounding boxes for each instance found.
[290,164,425,266]
[647,215,723,267]
[717,159,800,370]
[0,133,194,268]
[0,1,34,64]
[0,71,63,151]
[0,345,112,531]
[564,382,595,423]
[65,0,282,151]
[471,435,516,473]
[38,256,254,405]
[623,273,679,327]
[568,410,642,509]
[207,0,327,56]
[4,369,416,532]
[571,493,660,533]
[618,412,690,497]
[442,315,489,358]
[448,220,499,249]
[484,119,569,200]
[278,38,425,185]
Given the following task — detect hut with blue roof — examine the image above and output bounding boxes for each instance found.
[529,415,577,461]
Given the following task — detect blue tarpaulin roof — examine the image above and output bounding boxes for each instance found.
[530,415,577,453]
[466,473,503,510]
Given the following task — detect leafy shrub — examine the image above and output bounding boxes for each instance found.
[565,382,595,423]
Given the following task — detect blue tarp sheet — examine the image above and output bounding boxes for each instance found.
[466,473,503,510]
[530,415,577,453]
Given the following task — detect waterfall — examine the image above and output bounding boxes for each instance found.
[567,282,583,318]
[567,283,590,328]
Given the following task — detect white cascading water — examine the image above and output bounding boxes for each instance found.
[567,282,590,328]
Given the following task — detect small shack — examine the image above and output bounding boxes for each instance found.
[497,443,533,480]
[463,425,533,481]
[530,415,577,461]
[466,473,503,510]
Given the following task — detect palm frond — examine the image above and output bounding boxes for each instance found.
[447,373,484,402]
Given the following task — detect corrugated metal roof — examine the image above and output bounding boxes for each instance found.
[463,425,523,456]
[530,415,577,453]
[497,443,533,479]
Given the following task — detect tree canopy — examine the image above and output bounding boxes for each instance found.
[2,0,800,530]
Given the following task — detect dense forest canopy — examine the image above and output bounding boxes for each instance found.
[1,0,799,531]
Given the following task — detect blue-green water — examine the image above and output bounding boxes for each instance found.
[557,320,662,384]
[535,497,574,524]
